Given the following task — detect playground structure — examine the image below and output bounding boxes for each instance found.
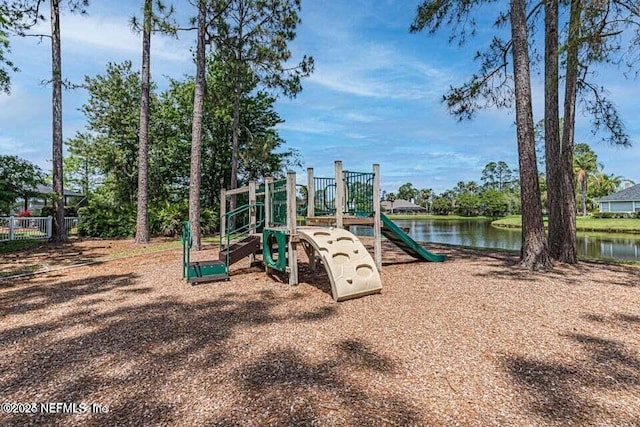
[182,161,446,301]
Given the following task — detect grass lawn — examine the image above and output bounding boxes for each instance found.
[493,215,640,234]
[385,214,496,220]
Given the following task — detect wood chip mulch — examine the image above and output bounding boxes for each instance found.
[0,239,639,426]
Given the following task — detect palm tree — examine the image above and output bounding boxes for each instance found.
[419,188,433,212]
[573,143,598,216]
[590,173,620,199]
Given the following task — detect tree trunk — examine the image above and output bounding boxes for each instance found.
[135,0,152,244]
[544,0,563,259]
[50,0,66,243]
[510,0,552,270]
[229,74,241,220]
[557,0,580,263]
[581,177,587,216]
[229,4,244,221]
[189,1,206,251]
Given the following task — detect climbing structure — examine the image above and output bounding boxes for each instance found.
[182,160,445,301]
[298,227,381,301]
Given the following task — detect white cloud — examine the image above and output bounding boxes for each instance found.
[0,136,39,156]
[343,111,379,123]
[28,13,190,62]
[299,15,455,101]
[306,48,450,101]
[278,117,342,135]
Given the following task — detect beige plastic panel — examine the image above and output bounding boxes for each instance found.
[298,226,382,302]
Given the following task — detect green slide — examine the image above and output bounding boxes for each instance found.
[380,214,447,262]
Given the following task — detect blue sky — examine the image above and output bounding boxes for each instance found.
[1,0,639,194]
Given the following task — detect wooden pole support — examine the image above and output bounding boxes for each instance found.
[249,181,256,232]
[286,171,299,285]
[373,163,382,271]
[249,180,257,264]
[335,160,344,229]
[264,176,273,228]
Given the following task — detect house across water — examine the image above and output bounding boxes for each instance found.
[381,199,427,214]
[598,183,640,214]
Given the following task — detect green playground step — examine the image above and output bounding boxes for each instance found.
[186,260,229,283]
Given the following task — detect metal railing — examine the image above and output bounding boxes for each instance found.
[269,179,288,226]
[220,203,264,267]
[0,216,80,242]
[343,170,375,216]
[313,177,336,215]
[312,172,374,217]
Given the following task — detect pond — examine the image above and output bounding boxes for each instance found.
[352,219,640,262]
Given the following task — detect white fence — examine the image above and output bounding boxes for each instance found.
[0,217,80,242]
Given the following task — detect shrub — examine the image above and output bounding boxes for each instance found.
[77,196,221,239]
[17,210,32,217]
[78,197,136,238]
[40,206,53,217]
[149,201,188,237]
[147,201,219,237]
[591,212,633,219]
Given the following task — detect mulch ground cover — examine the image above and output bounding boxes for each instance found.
[1,238,639,426]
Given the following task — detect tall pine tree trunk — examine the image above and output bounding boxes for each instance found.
[189,1,206,251]
[229,5,244,221]
[229,75,241,218]
[510,0,552,270]
[557,0,580,263]
[544,0,563,259]
[51,0,65,243]
[135,0,152,244]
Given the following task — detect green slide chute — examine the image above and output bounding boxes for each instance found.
[380,214,447,262]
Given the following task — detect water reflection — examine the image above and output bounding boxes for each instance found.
[351,219,640,261]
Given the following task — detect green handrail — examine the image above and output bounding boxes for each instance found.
[181,221,192,279]
[220,203,265,267]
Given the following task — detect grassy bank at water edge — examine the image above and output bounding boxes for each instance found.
[492,215,640,234]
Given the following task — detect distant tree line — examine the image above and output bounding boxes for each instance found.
[384,161,520,218]
[386,142,633,220]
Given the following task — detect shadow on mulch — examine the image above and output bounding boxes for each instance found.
[216,340,420,426]
[0,274,139,317]
[0,272,423,425]
[583,313,640,326]
[0,240,111,281]
[467,250,640,288]
[503,315,640,424]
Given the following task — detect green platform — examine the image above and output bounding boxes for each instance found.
[182,221,229,283]
[185,260,229,283]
